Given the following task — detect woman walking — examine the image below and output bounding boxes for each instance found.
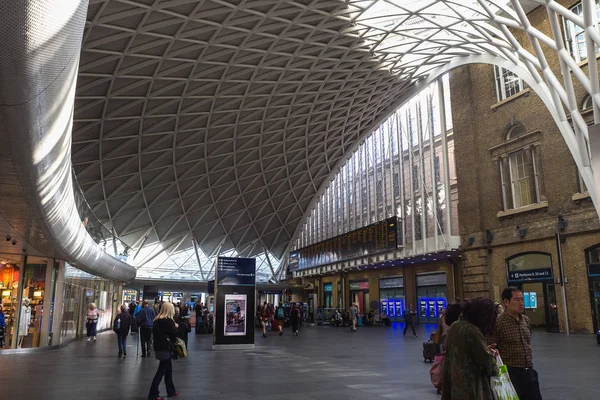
[113,305,131,357]
[148,302,179,400]
[442,297,499,400]
[86,303,100,342]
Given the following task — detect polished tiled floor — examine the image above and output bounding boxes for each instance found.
[0,323,599,399]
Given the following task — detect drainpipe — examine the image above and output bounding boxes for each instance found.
[555,232,570,335]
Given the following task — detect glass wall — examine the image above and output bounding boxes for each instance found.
[294,75,459,257]
[57,264,122,344]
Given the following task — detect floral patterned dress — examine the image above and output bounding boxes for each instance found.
[441,319,498,400]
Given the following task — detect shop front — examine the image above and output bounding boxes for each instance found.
[379,277,404,322]
[122,289,138,304]
[323,282,333,308]
[349,279,370,314]
[585,246,600,334]
[416,273,447,324]
[506,252,559,332]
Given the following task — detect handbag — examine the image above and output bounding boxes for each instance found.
[429,353,444,390]
[490,355,520,400]
[174,338,187,358]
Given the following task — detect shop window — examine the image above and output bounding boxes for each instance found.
[564,1,600,63]
[0,257,21,349]
[494,66,525,102]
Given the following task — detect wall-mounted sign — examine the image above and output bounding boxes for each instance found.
[379,277,404,289]
[508,268,553,282]
[349,280,369,291]
[323,283,333,292]
[416,273,447,287]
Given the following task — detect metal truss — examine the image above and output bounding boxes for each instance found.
[70,0,600,281]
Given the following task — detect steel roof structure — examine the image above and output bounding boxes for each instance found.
[57,0,600,280]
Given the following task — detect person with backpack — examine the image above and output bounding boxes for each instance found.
[403,304,418,337]
[113,304,132,357]
[274,304,284,336]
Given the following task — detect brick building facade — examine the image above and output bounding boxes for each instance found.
[450,1,600,334]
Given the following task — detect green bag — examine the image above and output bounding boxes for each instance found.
[174,338,187,358]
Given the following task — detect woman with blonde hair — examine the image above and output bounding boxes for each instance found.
[148,302,179,400]
[86,303,99,342]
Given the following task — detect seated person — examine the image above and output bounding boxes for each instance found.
[381,312,391,327]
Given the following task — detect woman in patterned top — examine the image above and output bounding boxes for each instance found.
[442,297,499,400]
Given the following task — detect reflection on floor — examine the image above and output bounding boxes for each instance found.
[0,322,597,399]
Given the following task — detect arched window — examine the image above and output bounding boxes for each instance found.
[506,121,527,140]
[582,94,593,111]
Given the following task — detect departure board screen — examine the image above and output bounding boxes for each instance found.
[289,217,398,271]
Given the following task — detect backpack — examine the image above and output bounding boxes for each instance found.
[113,317,121,333]
[276,307,285,320]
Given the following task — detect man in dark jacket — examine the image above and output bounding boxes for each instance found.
[114,305,132,357]
[137,300,157,357]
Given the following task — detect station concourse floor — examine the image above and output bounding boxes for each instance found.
[0,323,599,400]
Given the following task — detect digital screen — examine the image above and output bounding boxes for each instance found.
[381,300,388,316]
[395,299,403,317]
[217,257,256,286]
[529,292,537,309]
[419,298,427,318]
[524,292,530,308]
[1,290,10,297]
[290,217,398,270]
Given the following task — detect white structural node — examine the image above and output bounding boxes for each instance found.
[68,0,600,281]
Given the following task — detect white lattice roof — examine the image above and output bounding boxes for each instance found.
[71,0,600,280]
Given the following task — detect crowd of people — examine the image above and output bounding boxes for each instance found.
[436,287,542,400]
[257,301,304,337]
[83,286,540,400]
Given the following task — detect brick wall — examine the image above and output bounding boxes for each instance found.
[450,3,600,333]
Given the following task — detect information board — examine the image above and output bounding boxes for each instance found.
[214,257,256,350]
[217,257,256,286]
[290,217,398,271]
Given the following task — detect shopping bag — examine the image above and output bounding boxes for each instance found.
[490,355,520,400]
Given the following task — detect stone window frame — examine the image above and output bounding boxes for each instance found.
[490,127,546,216]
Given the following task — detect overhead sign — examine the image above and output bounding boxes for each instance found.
[508,268,553,282]
[142,285,158,299]
[217,257,256,286]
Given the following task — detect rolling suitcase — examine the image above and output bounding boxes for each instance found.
[423,340,439,362]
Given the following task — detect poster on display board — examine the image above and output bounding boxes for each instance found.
[224,294,247,336]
